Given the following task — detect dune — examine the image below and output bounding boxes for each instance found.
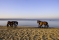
[0,26,59,40]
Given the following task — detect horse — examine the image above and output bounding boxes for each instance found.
[7,21,18,28]
[37,20,49,28]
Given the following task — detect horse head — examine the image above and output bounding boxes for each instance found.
[37,20,41,23]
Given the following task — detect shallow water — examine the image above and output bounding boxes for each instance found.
[0,20,59,27]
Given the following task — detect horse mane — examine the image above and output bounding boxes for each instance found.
[37,20,42,23]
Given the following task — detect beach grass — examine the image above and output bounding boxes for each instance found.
[0,26,59,40]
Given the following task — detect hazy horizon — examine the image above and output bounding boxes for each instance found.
[0,0,59,19]
[0,18,59,20]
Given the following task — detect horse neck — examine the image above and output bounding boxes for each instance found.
[39,21,41,22]
[37,21,41,23]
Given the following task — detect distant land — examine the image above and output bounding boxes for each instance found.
[0,18,59,21]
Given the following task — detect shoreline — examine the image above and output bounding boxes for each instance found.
[0,26,59,29]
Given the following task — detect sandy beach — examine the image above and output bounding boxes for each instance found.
[0,26,59,40]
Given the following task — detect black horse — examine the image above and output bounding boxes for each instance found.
[7,21,18,27]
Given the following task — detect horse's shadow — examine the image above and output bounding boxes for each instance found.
[38,26,49,28]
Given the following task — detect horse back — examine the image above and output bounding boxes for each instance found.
[7,21,14,25]
[43,21,48,25]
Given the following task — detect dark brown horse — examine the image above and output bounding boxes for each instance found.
[7,21,18,27]
[37,20,49,28]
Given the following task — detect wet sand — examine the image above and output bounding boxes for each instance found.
[0,26,59,40]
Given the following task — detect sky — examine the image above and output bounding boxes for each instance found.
[0,0,59,19]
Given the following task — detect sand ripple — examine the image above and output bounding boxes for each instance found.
[0,27,59,40]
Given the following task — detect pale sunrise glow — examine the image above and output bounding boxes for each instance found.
[0,0,59,19]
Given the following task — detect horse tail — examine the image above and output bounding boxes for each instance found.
[16,22,18,25]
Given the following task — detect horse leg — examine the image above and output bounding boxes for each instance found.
[44,25,46,28]
[44,25,49,28]
[14,23,16,28]
[10,25,12,27]
[47,24,49,28]
[39,25,42,28]
[13,23,17,28]
[39,23,42,28]
[44,24,49,28]
[10,24,13,27]
[38,25,41,28]
[7,24,9,27]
